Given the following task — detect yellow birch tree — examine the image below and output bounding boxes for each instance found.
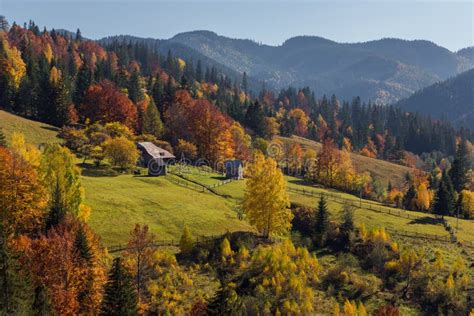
[242,152,292,237]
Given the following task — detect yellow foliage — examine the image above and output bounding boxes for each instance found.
[343,299,356,316]
[384,260,400,272]
[179,225,193,254]
[390,242,399,253]
[332,301,340,316]
[220,237,233,258]
[357,301,367,316]
[446,274,455,290]
[460,190,474,218]
[433,251,444,271]
[238,240,319,314]
[49,66,61,84]
[177,58,186,70]
[0,34,26,90]
[359,223,367,241]
[243,152,292,237]
[414,183,431,211]
[44,43,53,63]
[458,274,470,289]
[77,204,91,222]
[144,250,201,314]
[11,132,41,168]
[451,256,466,273]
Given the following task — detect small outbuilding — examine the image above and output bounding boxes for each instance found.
[225,160,244,180]
[137,142,175,176]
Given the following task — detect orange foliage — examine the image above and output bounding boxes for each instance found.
[166,90,238,162]
[288,108,309,137]
[360,138,377,158]
[0,147,46,237]
[15,218,107,315]
[80,80,138,130]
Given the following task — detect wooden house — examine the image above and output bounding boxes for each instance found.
[225,160,244,180]
[137,142,175,176]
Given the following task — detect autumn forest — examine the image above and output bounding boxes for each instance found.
[0,14,473,316]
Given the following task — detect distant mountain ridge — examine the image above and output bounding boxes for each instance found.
[396,69,474,128]
[166,31,473,103]
[100,31,473,104]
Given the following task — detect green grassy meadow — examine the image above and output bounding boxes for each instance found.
[82,171,253,246]
[1,111,472,250]
[0,110,62,146]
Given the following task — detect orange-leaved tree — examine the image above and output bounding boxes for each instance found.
[80,80,137,130]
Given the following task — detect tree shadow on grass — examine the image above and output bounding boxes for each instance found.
[40,125,60,132]
[408,216,444,225]
[79,163,120,177]
[210,176,227,181]
[286,178,313,186]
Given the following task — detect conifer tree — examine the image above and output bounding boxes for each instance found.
[340,204,355,233]
[242,72,248,94]
[100,257,138,316]
[151,77,164,114]
[449,139,469,192]
[195,60,203,82]
[314,195,330,245]
[434,170,456,217]
[75,28,82,41]
[127,71,143,104]
[245,101,265,136]
[74,225,92,263]
[403,183,416,210]
[179,225,193,254]
[141,99,164,138]
[73,63,92,106]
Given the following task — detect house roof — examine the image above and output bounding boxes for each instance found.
[137,142,175,159]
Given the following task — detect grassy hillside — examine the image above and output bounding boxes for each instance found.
[1,111,471,252]
[83,169,253,246]
[0,110,61,145]
[159,165,474,244]
[277,135,414,187]
[212,175,474,244]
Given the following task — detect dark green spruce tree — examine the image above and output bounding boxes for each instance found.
[127,70,143,104]
[433,170,456,217]
[245,100,265,136]
[403,183,416,210]
[100,257,138,316]
[314,195,330,246]
[73,63,92,107]
[449,139,469,193]
[195,60,203,82]
[141,99,163,138]
[74,225,92,263]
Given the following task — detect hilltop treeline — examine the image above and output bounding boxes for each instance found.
[0,21,470,165]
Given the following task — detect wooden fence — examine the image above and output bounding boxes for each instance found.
[287,186,416,219]
[287,186,474,249]
[166,175,207,192]
[108,235,221,253]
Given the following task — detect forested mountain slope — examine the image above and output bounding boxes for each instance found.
[396,69,474,128]
[165,31,473,103]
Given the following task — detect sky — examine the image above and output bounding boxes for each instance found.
[1,0,473,52]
